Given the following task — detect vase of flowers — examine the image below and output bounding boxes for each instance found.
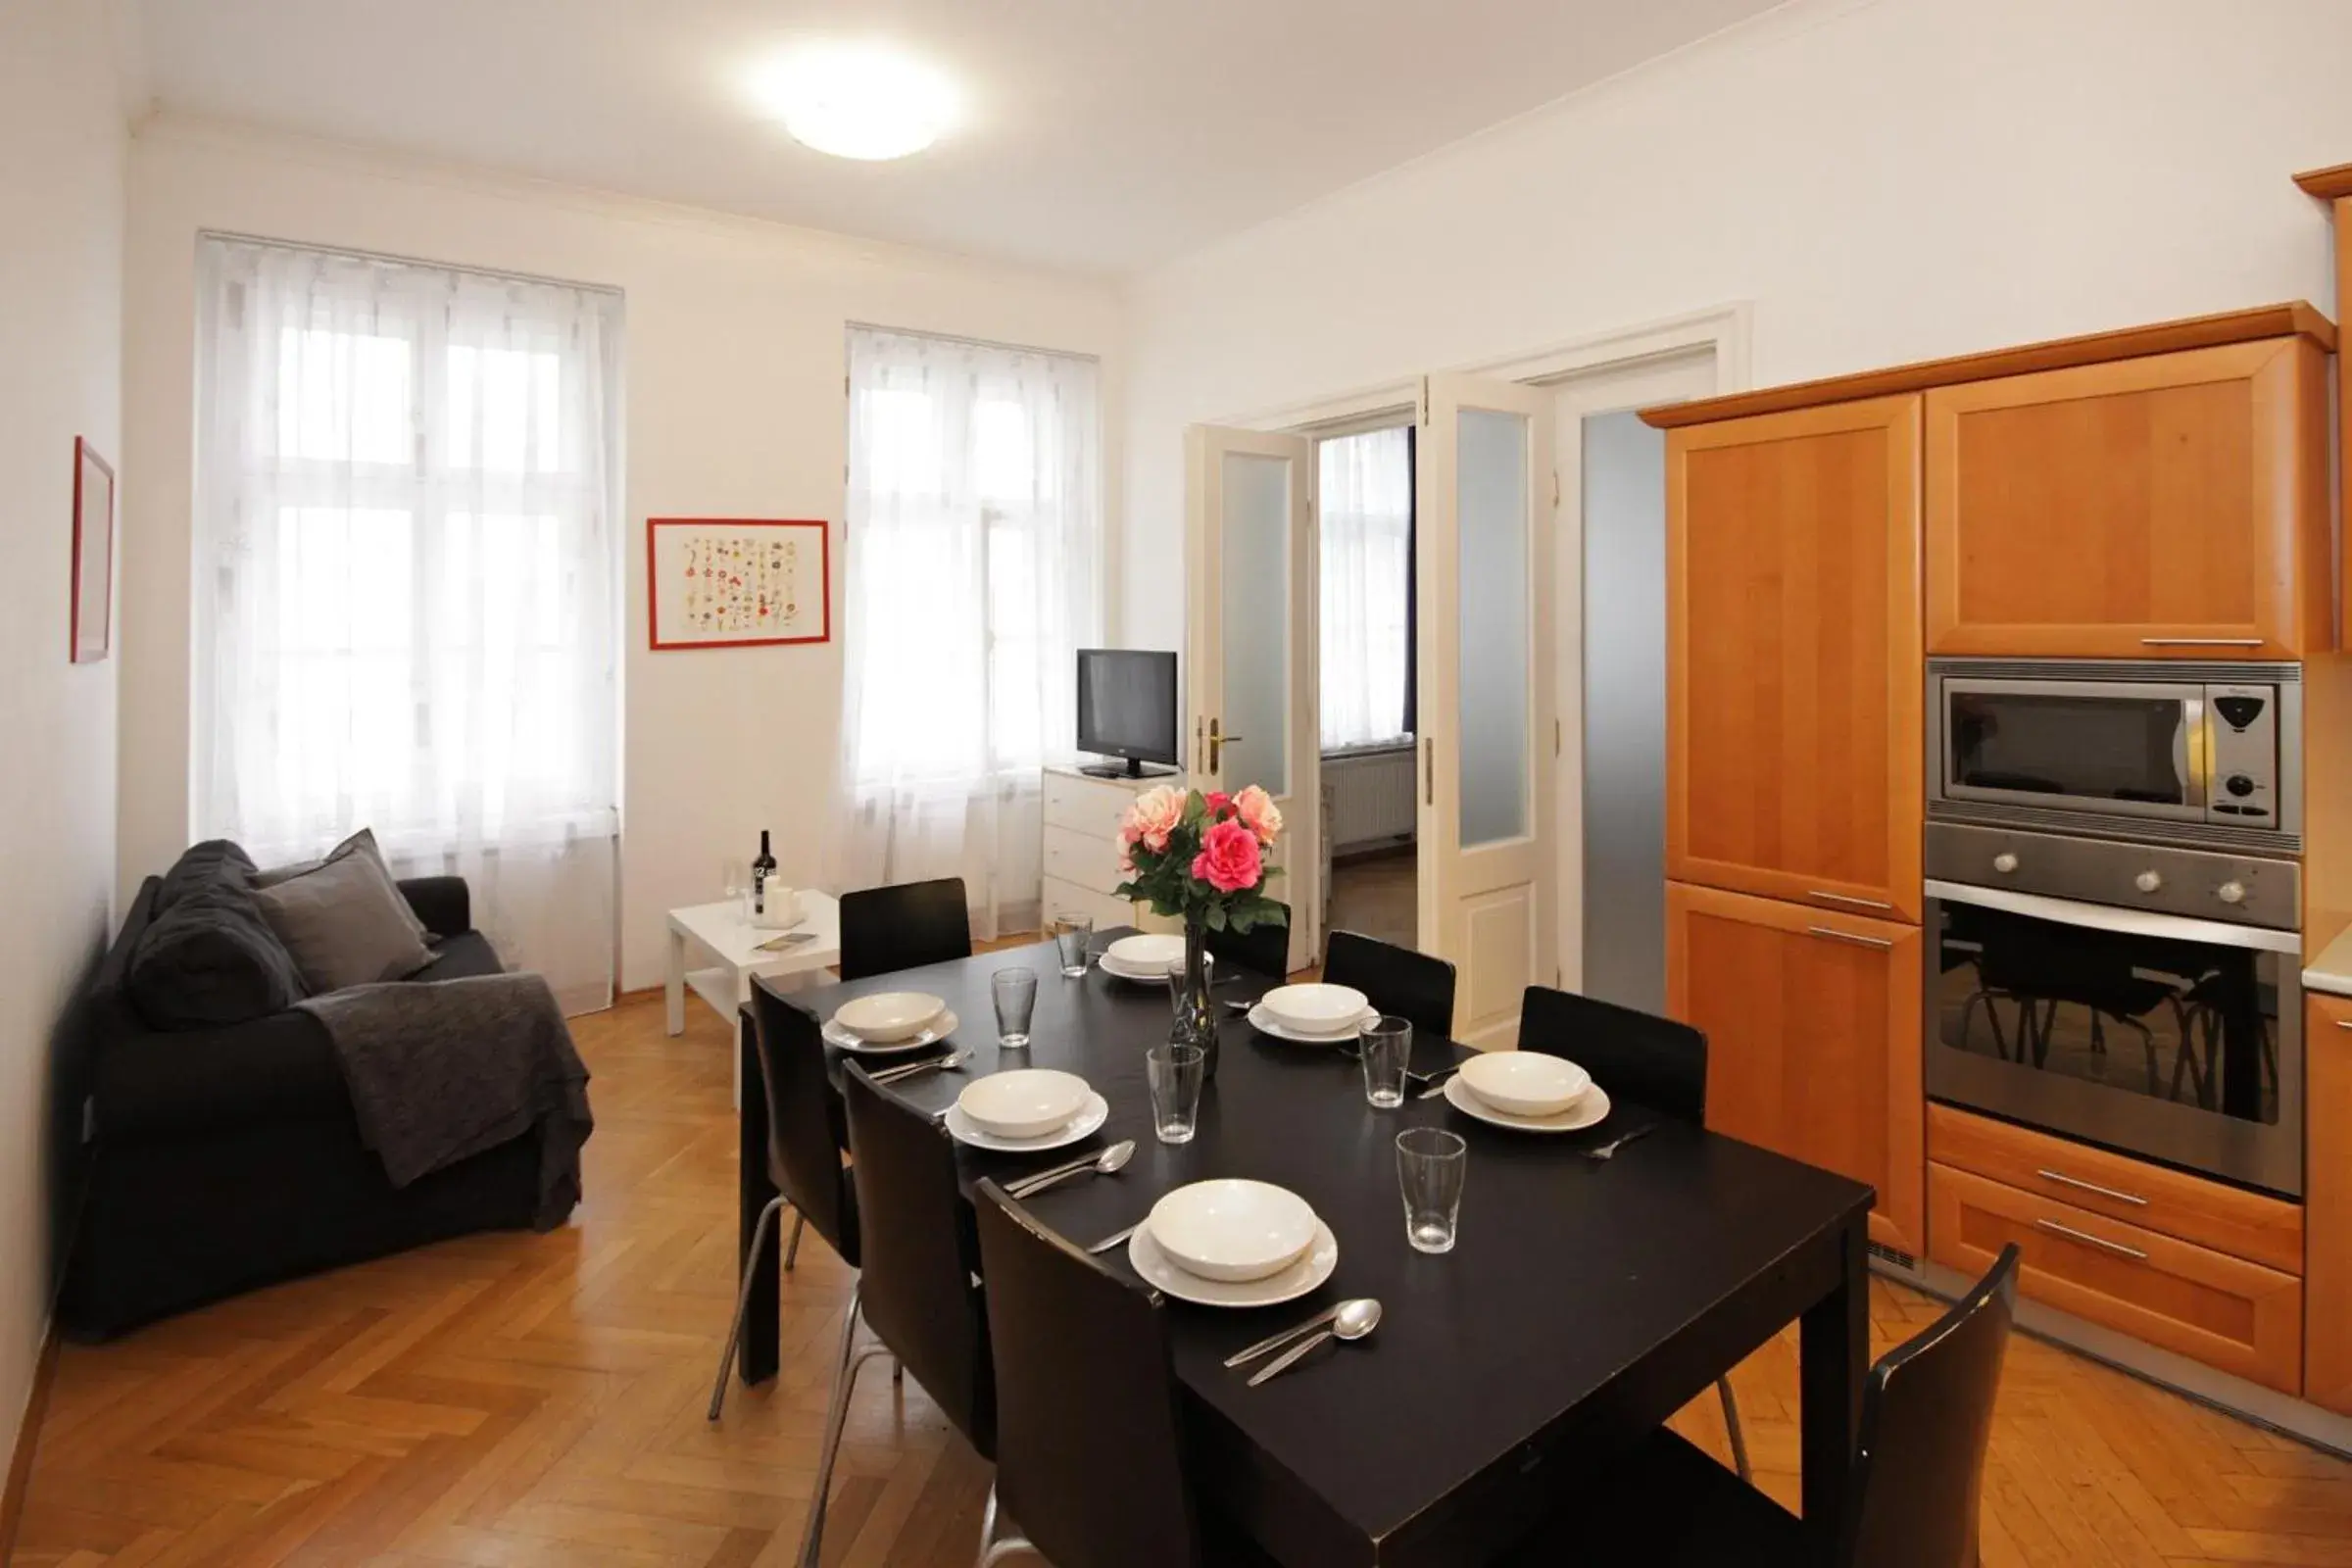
[1112,783,1288,1080]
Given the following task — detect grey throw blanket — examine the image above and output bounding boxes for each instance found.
[296,972,593,1229]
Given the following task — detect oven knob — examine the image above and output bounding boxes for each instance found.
[1991,853,2019,874]
[2134,870,2165,894]
[2216,880,2248,906]
[2226,773,2256,798]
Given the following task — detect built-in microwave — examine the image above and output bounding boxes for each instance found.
[1928,659,2301,851]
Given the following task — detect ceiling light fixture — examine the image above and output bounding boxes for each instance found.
[748,43,957,162]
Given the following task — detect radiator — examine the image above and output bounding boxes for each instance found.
[1324,745,1417,855]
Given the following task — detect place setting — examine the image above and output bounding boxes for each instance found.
[1243,981,1377,1045]
[1095,930,1184,984]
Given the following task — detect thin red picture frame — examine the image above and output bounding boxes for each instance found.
[646,517,831,651]
[71,436,114,664]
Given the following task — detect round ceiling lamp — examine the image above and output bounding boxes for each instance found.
[748,43,957,162]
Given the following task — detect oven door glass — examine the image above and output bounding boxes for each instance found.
[1945,686,2196,813]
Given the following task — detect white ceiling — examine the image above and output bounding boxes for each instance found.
[135,0,1786,276]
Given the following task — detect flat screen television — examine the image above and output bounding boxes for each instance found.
[1075,649,1180,777]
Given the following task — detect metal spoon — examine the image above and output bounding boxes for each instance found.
[1247,1298,1382,1387]
[1006,1139,1136,1200]
[871,1050,968,1085]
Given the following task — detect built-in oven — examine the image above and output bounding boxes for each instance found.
[1929,659,2301,851]
[1925,821,2302,1197]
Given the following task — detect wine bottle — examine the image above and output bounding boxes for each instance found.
[752,830,775,917]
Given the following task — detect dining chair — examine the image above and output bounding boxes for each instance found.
[970,1180,1277,1568]
[707,987,860,1420]
[1518,985,1743,1479]
[838,876,973,982]
[1323,929,1454,1038]
[1503,1244,2021,1568]
[1206,899,1292,980]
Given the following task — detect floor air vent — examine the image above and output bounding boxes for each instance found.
[1868,1241,1917,1272]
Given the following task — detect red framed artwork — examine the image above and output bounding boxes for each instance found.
[647,517,831,650]
[71,437,114,663]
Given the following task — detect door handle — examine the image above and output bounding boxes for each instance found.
[1423,735,1435,807]
[1807,891,1894,911]
[2033,1218,2149,1261]
[1804,926,1893,951]
[2140,638,2265,648]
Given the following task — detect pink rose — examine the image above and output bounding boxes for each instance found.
[1121,784,1186,854]
[1191,817,1263,894]
[1205,790,1233,817]
[1233,784,1283,846]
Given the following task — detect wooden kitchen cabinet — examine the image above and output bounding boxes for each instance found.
[1665,880,1925,1257]
[1666,396,1923,923]
[2309,993,2352,1412]
[1924,335,2332,659]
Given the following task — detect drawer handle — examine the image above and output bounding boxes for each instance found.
[1808,891,1894,910]
[2033,1168,2150,1207]
[2337,1019,2352,1031]
[2034,1218,2149,1261]
[2138,637,2265,648]
[1805,925,1893,951]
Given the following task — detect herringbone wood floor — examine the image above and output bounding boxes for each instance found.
[15,990,2352,1567]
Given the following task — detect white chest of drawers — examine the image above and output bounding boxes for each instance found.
[1041,764,1183,934]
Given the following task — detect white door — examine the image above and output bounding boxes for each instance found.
[1185,425,1320,972]
[1415,374,1556,1047]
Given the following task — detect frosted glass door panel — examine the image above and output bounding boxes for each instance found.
[1456,407,1530,847]
[1221,450,1291,799]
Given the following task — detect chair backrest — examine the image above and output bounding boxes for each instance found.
[838,877,972,982]
[973,1181,1200,1568]
[840,1063,994,1455]
[1323,929,1455,1038]
[1205,900,1291,981]
[1843,1244,2021,1568]
[1518,985,1709,1125]
[745,989,858,1268]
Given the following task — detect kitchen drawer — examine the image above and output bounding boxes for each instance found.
[1927,1103,2303,1274]
[1929,1162,2302,1394]
[1044,771,1139,842]
[1044,824,1125,894]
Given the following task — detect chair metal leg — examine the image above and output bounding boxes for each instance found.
[708,1195,788,1421]
[974,1481,1036,1567]
[1716,1377,1752,1484]
[784,1210,807,1272]
[799,1286,888,1568]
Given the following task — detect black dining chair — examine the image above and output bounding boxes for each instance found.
[1206,899,1292,980]
[970,1181,1279,1568]
[707,988,860,1420]
[1323,929,1454,1038]
[1518,985,1744,1479]
[838,876,973,981]
[1506,1244,2022,1568]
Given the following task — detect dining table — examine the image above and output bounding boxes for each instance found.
[736,934,1875,1567]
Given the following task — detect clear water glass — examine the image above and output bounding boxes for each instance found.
[1396,1127,1467,1254]
[992,967,1039,1050]
[1147,1042,1206,1145]
[1052,911,1093,978]
[1359,1015,1411,1108]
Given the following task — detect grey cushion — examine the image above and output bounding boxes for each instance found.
[257,828,431,946]
[126,842,309,1030]
[254,836,438,994]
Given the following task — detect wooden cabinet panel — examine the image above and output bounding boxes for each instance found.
[1666,397,1923,923]
[1927,1103,2302,1274]
[1930,1163,2302,1395]
[2309,994,2352,1412]
[1924,337,2331,659]
[1666,881,1924,1256]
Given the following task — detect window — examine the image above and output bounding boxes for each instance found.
[193,237,622,1010]
[833,326,1102,937]
[1318,425,1415,752]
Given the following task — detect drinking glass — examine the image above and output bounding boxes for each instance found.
[1359,1015,1411,1108]
[1147,1043,1206,1145]
[1396,1127,1467,1254]
[992,967,1039,1050]
[1051,911,1094,978]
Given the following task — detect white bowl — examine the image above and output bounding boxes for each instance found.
[1458,1052,1592,1118]
[956,1069,1091,1140]
[1258,983,1371,1037]
[1104,932,1185,974]
[833,991,948,1043]
[1146,1180,1318,1284]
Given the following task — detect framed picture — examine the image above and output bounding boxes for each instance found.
[647,517,831,650]
[71,437,114,664]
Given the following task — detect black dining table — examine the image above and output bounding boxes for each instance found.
[736,935,1875,1567]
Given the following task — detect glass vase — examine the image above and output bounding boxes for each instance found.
[1166,916,1219,1081]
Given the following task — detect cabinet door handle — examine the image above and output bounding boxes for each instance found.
[1808,890,1894,911]
[1805,925,1893,951]
[2139,637,2265,648]
[2335,1018,2352,1031]
[2034,1218,2149,1260]
[2033,1168,2150,1207]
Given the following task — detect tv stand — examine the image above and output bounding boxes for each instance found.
[1078,758,1177,780]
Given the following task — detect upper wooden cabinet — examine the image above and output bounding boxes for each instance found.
[1924,337,2332,659]
[1666,395,1923,923]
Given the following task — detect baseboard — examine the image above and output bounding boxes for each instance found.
[0,1325,62,1558]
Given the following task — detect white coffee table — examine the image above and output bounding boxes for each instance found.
[666,892,843,1105]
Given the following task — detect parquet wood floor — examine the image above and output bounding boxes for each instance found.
[13,990,2352,1567]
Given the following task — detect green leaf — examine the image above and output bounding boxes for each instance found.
[1204,903,1229,932]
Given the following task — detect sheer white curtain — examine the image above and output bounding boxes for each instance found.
[192,236,622,1013]
[830,326,1102,939]
[1318,426,1413,752]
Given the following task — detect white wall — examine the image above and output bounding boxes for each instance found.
[0,0,129,1462]
[120,119,1126,991]
[1122,0,2352,648]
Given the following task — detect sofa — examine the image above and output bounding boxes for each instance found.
[61,847,547,1339]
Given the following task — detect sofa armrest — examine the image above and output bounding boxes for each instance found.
[399,876,470,939]
[95,1007,353,1143]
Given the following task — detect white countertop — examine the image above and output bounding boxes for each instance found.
[2304,925,2352,999]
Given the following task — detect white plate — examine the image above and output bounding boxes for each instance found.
[957,1069,1092,1140]
[944,1091,1110,1152]
[1247,1002,1375,1045]
[1105,932,1184,971]
[1147,1180,1318,1283]
[1443,1074,1611,1134]
[1259,982,1371,1035]
[823,1009,959,1055]
[1100,954,1174,984]
[1457,1053,1592,1117]
[1128,1217,1341,1308]
[833,991,949,1043]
